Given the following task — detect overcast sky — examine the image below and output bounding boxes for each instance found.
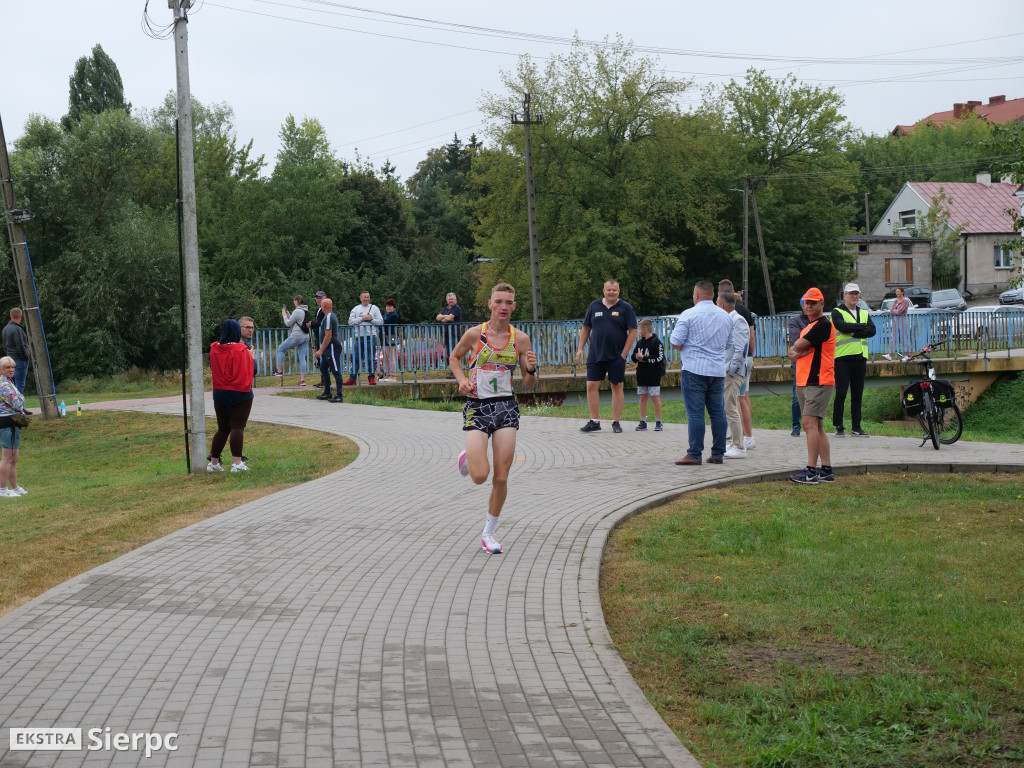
[2,0,1022,182]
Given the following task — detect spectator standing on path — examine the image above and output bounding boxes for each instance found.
[883,286,911,360]
[2,309,30,394]
[575,279,638,434]
[717,291,749,459]
[310,291,328,389]
[788,288,836,485]
[436,293,462,373]
[346,291,383,386]
[208,320,256,473]
[831,282,876,437]
[787,305,811,437]
[450,283,538,555]
[0,356,28,497]
[718,279,756,450]
[314,299,345,403]
[670,280,732,466]
[631,318,665,432]
[382,299,400,380]
[275,295,310,385]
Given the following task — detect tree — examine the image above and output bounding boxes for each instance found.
[469,38,694,318]
[61,44,130,131]
[988,120,1024,287]
[406,134,479,250]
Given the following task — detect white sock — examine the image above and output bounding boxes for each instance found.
[639,417,647,423]
[482,514,499,536]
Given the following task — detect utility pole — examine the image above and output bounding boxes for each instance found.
[746,176,776,317]
[171,0,207,473]
[742,179,750,299]
[865,192,870,233]
[0,112,58,419]
[511,93,544,322]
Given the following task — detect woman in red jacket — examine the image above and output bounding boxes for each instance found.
[208,319,255,472]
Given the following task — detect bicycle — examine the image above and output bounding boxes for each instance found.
[899,340,963,450]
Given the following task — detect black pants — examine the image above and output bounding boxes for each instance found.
[833,355,866,431]
[211,398,253,459]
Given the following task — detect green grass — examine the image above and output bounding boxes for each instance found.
[602,473,1024,768]
[0,411,356,617]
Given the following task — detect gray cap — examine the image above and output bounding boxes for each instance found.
[315,291,326,298]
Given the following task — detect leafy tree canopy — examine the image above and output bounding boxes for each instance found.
[61,44,130,131]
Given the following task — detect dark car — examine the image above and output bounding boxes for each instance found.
[999,286,1023,305]
[905,286,933,306]
[929,288,968,312]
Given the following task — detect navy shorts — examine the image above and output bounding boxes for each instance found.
[463,397,520,435]
[587,357,626,384]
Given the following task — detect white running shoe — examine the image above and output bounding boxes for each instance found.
[481,534,503,554]
[458,450,469,477]
[207,462,224,472]
[743,436,756,449]
[230,462,249,472]
[11,486,27,495]
[0,488,16,497]
[724,445,747,459]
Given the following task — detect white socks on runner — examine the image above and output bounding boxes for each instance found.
[482,514,499,536]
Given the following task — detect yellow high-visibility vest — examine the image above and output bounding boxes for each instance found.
[833,306,869,359]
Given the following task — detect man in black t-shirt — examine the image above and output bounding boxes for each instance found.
[574,279,638,434]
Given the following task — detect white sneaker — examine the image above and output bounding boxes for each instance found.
[481,534,503,554]
[743,436,756,449]
[0,488,16,497]
[230,462,249,472]
[10,486,27,496]
[724,446,747,459]
[207,461,224,472]
[458,450,469,477]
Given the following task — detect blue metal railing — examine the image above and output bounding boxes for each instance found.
[256,311,1024,377]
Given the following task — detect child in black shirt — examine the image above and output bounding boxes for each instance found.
[631,318,666,431]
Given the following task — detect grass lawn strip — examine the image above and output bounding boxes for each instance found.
[0,411,356,618]
[602,473,1024,768]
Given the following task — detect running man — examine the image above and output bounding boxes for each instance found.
[450,283,539,554]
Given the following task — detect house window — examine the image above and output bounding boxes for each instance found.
[898,210,917,229]
[885,258,913,284]
[994,245,1016,269]
[858,244,868,254]
[900,242,913,254]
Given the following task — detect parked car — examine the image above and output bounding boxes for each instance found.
[878,298,917,312]
[999,285,1024,305]
[929,288,967,312]
[905,286,934,306]
[905,307,957,344]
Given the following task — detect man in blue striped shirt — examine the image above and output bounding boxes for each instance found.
[670,280,732,465]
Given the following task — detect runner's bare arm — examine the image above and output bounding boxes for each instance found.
[450,325,482,396]
[518,334,538,388]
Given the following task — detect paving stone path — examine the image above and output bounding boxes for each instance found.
[1,394,1022,767]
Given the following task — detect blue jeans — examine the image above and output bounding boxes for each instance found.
[13,357,28,394]
[681,370,727,460]
[351,335,377,377]
[275,335,308,375]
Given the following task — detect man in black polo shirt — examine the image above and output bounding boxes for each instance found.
[574,279,638,434]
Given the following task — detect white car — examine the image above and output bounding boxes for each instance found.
[877,298,917,312]
[957,305,1024,341]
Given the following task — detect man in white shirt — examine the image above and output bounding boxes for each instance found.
[670,280,732,465]
[345,291,383,386]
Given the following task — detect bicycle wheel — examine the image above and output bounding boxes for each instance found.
[935,401,963,445]
[922,391,940,450]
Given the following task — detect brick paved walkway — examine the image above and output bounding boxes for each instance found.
[1,396,1022,767]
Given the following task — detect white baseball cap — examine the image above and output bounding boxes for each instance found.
[844,283,861,293]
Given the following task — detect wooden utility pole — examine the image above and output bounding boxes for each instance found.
[0,112,59,419]
[742,179,750,298]
[171,0,207,473]
[512,93,544,322]
[746,176,776,317]
[865,192,871,233]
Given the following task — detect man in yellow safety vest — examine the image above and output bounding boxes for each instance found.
[830,283,876,437]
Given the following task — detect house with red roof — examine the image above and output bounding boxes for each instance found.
[892,95,1024,136]
[870,173,1023,295]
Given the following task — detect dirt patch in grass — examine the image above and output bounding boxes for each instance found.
[720,637,891,680]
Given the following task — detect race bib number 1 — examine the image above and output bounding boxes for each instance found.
[473,368,513,398]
